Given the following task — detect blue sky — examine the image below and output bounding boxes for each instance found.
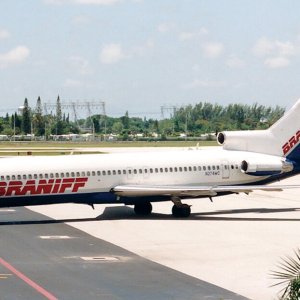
[1,0,300,117]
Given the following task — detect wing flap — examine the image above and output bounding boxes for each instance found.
[112,184,300,197]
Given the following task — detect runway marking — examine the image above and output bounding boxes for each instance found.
[0,209,15,212]
[39,235,73,239]
[0,257,58,300]
[81,256,119,262]
[0,273,12,279]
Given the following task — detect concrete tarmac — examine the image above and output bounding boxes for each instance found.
[28,174,300,300]
[0,207,247,300]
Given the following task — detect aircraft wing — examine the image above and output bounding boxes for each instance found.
[112,184,300,197]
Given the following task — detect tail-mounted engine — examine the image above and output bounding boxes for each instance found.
[240,159,293,176]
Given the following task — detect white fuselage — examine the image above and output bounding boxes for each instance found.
[0,147,283,205]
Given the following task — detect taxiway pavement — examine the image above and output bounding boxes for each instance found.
[28,174,300,300]
[0,206,247,300]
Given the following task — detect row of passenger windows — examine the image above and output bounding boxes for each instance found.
[1,164,239,181]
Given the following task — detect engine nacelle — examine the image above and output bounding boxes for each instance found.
[240,159,293,176]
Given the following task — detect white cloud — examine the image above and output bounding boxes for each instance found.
[99,43,125,64]
[63,79,84,87]
[68,56,91,75]
[178,28,208,41]
[253,37,297,68]
[183,79,226,89]
[253,37,296,58]
[157,23,175,33]
[131,39,154,56]
[0,46,30,68]
[202,42,224,58]
[264,57,290,68]
[226,56,246,68]
[0,29,10,40]
[253,37,274,57]
[45,0,122,5]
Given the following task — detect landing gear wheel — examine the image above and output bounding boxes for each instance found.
[134,202,152,216]
[172,204,191,218]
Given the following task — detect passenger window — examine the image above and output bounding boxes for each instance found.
[174,167,178,172]
[112,170,116,175]
[198,166,202,171]
[123,170,126,175]
[1,175,5,180]
[66,172,70,177]
[22,175,26,180]
[12,175,16,180]
[17,175,21,180]
[231,165,234,169]
[103,171,106,175]
[6,175,10,180]
[133,169,137,174]
[50,173,54,178]
[155,168,158,173]
[193,166,197,171]
[212,166,215,170]
[139,169,142,174]
[208,166,211,171]
[71,172,75,177]
[150,168,153,173]
[60,173,64,178]
[128,170,131,174]
[108,171,111,175]
[179,167,183,172]
[217,166,220,170]
[55,173,59,178]
[28,174,32,179]
[45,174,49,179]
[39,174,43,179]
[76,172,80,177]
[203,166,206,171]
[97,171,101,176]
[169,167,173,172]
[118,170,121,175]
[34,174,38,179]
[184,167,187,172]
[165,168,168,172]
[87,171,91,176]
[81,172,86,176]
[144,169,148,173]
[160,168,163,173]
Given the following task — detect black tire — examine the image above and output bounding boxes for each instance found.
[172,204,191,218]
[134,202,152,215]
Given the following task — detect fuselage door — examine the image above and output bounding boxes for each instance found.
[221,161,230,179]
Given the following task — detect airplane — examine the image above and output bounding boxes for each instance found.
[0,99,300,218]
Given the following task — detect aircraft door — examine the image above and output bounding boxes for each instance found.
[221,161,230,179]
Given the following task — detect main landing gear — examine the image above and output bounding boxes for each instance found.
[134,202,152,216]
[171,197,191,218]
[133,198,191,218]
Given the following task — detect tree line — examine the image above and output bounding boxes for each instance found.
[0,97,285,139]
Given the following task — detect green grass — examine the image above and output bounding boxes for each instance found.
[0,140,218,156]
[0,140,217,148]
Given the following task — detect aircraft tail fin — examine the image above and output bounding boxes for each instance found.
[218,99,300,159]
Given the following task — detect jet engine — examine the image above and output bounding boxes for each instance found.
[240,159,293,176]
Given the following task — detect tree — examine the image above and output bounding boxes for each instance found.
[271,249,300,299]
[33,96,44,136]
[55,95,63,135]
[22,98,31,134]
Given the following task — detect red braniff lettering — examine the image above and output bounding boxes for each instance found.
[282,130,300,155]
[0,178,88,197]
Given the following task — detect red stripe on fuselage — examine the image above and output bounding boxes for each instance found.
[0,178,88,197]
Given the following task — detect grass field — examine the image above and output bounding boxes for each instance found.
[0,140,218,156]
